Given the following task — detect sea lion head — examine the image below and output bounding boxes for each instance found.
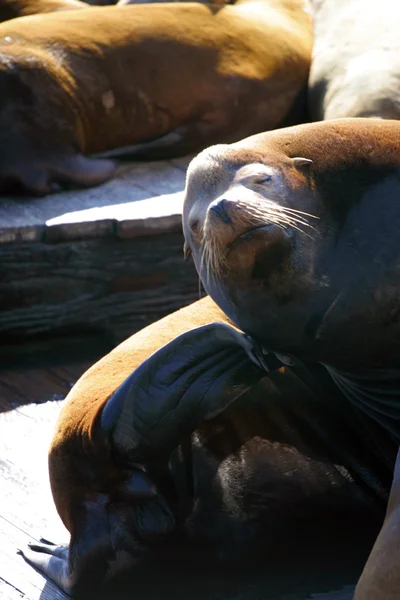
[183,120,400,368]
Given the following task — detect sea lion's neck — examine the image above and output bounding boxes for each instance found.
[325,366,400,444]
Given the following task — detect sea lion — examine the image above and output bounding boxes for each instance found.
[20,296,395,595]
[0,0,312,195]
[183,117,400,594]
[308,0,400,120]
[0,0,91,21]
[183,118,400,378]
[354,449,400,599]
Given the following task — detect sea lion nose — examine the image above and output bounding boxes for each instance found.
[209,198,233,224]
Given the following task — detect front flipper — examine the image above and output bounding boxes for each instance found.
[90,118,227,162]
[101,323,268,463]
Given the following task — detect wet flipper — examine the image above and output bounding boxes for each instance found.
[101,323,270,463]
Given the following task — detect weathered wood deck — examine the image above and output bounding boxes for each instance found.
[0,158,200,347]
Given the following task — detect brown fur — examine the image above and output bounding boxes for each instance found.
[0,0,312,194]
[49,296,228,533]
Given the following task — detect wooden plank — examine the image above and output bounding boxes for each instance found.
[0,158,197,344]
[0,516,68,600]
[0,160,188,244]
[0,362,91,409]
[0,232,200,345]
[0,397,69,600]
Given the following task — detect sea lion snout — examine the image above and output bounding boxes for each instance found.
[208,198,233,225]
[203,191,294,269]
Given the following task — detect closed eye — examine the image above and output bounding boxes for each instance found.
[253,174,272,185]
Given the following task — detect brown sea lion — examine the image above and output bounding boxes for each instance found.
[0,0,312,195]
[308,0,400,120]
[183,117,400,594]
[354,449,400,599]
[0,0,91,21]
[20,295,395,595]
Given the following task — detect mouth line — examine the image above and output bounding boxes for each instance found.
[227,224,278,251]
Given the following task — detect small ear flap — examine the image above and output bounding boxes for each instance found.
[183,241,192,261]
[292,157,313,170]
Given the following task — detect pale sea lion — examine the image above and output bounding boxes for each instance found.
[308,0,400,121]
[20,296,394,595]
[354,448,400,599]
[0,0,312,195]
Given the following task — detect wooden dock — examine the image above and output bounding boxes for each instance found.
[0,158,200,350]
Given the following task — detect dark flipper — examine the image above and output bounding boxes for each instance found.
[101,323,268,463]
[90,120,225,162]
[0,153,116,196]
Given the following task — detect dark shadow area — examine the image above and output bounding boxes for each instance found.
[35,526,371,600]
[0,330,114,412]
[0,330,114,370]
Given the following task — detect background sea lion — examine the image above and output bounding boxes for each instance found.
[0,0,94,21]
[0,0,312,195]
[20,296,395,595]
[308,0,400,120]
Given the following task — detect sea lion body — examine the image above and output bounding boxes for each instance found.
[0,0,312,195]
[21,296,395,594]
[183,117,400,597]
[308,0,400,120]
[0,0,89,21]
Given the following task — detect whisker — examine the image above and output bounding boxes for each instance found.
[199,196,318,281]
[278,206,320,220]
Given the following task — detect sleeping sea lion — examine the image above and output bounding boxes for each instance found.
[308,0,400,120]
[182,117,400,596]
[0,0,312,195]
[20,296,395,595]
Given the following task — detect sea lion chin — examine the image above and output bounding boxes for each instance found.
[183,118,400,371]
